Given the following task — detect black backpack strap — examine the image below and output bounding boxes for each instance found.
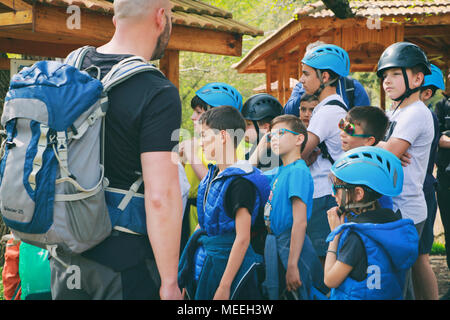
[344,77,355,109]
[317,99,348,165]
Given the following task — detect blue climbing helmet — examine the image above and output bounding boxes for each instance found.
[423,64,445,91]
[302,44,350,78]
[195,82,243,111]
[330,146,404,197]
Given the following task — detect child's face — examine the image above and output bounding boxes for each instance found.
[244,120,257,144]
[269,122,303,157]
[200,124,220,162]
[382,68,423,100]
[300,64,321,95]
[299,100,317,127]
[339,118,373,152]
[191,106,205,134]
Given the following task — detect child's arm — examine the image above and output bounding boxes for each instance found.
[324,207,353,288]
[378,138,411,160]
[286,197,307,292]
[179,139,208,180]
[249,132,270,166]
[301,132,320,166]
[213,208,252,300]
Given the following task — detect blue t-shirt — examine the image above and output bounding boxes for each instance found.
[264,159,314,236]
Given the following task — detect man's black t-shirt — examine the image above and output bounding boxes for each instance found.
[79,48,182,271]
[81,48,181,191]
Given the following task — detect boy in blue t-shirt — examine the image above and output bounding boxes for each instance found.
[250,115,328,300]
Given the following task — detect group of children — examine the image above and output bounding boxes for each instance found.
[177,41,446,300]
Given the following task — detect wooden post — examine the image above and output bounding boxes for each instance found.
[277,58,286,105]
[265,58,273,96]
[159,50,179,89]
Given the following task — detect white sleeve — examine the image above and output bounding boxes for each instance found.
[389,107,426,145]
[308,108,330,143]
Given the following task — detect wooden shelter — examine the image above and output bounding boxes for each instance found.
[233,0,450,108]
[0,0,263,88]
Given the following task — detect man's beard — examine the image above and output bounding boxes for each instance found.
[151,15,171,61]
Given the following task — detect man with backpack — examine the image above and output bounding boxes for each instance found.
[0,0,183,300]
[60,0,183,300]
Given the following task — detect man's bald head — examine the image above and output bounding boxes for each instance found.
[114,0,171,21]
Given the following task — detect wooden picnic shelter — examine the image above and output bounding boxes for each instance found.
[232,0,450,109]
[0,0,263,88]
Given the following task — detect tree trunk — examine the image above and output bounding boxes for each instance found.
[322,0,354,19]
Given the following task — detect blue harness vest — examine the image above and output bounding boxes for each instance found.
[197,163,270,237]
[326,219,418,300]
[193,162,270,283]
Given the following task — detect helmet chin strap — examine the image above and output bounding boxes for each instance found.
[392,67,421,112]
[312,69,339,100]
[338,188,377,217]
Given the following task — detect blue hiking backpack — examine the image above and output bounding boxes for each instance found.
[0,46,161,254]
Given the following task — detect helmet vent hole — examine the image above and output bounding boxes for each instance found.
[386,161,391,173]
[363,152,372,159]
[349,154,359,159]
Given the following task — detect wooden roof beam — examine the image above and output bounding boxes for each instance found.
[0,37,82,57]
[14,2,243,56]
[0,0,31,11]
[0,8,32,28]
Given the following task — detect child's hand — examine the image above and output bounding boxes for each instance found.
[400,151,411,167]
[213,285,230,300]
[327,206,345,231]
[286,265,302,292]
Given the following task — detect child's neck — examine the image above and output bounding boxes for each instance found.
[281,150,301,166]
[397,91,421,109]
[217,151,238,173]
[318,86,337,103]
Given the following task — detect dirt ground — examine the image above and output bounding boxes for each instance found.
[431,255,449,299]
[432,209,449,299]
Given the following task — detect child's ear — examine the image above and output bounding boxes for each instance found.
[296,133,305,146]
[354,187,365,202]
[365,136,376,147]
[412,71,425,89]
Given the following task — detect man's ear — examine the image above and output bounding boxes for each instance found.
[155,7,166,32]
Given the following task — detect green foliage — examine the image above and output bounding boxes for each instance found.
[178,0,300,132]
[431,242,446,256]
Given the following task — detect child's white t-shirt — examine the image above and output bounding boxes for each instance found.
[307,94,347,199]
[386,100,434,224]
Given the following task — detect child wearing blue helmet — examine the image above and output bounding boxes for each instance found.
[298,44,350,263]
[325,146,419,300]
[179,83,245,251]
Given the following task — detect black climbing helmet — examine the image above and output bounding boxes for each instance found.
[377,42,431,78]
[377,42,431,104]
[241,93,283,121]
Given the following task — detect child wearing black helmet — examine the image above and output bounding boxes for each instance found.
[242,93,283,171]
[377,42,435,299]
[325,146,419,300]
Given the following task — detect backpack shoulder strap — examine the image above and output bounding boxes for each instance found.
[325,99,348,112]
[344,77,355,109]
[64,46,94,69]
[317,99,348,165]
[101,56,162,93]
